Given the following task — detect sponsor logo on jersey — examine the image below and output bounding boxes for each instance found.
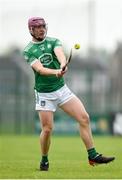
[39,53,53,65]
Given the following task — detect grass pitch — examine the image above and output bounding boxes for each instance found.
[0,135,122,179]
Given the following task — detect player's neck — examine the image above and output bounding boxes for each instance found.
[32,37,46,44]
[32,37,43,42]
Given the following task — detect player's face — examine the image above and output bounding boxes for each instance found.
[32,25,47,41]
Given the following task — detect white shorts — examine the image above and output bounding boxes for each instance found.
[35,84,75,112]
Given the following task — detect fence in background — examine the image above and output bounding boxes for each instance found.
[0,53,35,134]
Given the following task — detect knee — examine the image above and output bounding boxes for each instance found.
[42,126,53,136]
[80,112,90,126]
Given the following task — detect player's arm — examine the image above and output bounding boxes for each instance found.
[31,59,62,77]
[54,47,67,69]
[23,51,62,76]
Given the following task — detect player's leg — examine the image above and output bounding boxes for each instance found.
[60,96,115,165]
[38,110,54,170]
[60,96,94,149]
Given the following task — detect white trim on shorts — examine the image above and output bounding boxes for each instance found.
[35,84,75,112]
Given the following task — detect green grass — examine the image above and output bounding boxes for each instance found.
[0,135,122,179]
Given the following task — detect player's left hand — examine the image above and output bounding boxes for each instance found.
[61,66,68,75]
[60,63,68,73]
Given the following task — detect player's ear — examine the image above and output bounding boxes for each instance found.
[30,27,33,34]
[46,24,48,31]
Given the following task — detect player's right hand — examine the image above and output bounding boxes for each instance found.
[56,68,67,77]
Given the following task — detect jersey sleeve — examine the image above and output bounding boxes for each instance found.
[23,51,38,66]
[54,39,62,49]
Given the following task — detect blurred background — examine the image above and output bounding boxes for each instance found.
[0,0,122,136]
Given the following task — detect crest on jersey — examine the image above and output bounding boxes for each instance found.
[47,44,51,49]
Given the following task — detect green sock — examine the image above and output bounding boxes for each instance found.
[87,148,98,159]
[41,155,48,163]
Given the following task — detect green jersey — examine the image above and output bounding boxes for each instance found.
[23,37,65,92]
